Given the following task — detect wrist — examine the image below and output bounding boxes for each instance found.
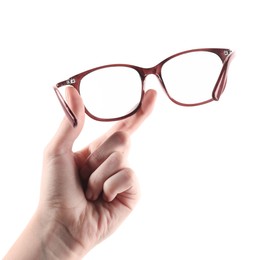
[5,210,86,260]
[37,209,87,259]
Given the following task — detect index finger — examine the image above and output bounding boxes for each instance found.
[89,89,157,150]
[111,89,157,134]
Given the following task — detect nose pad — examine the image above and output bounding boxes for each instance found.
[143,74,165,93]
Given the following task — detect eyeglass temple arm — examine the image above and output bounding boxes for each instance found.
[212,50,235,101]
[53,85,78,127]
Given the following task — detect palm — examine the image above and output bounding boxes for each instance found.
[42,134,137,251]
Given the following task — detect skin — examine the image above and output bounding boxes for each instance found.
[4,87,157,259]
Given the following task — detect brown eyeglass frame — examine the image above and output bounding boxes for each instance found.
[54,48,235,127]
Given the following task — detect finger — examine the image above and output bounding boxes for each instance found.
[85,151,125,201]
[79,131,129,181]
[103,168,140,209]
[75,89,156,178]
[46,87,85,156]
[111,89,157,135]
[86,89,157,153]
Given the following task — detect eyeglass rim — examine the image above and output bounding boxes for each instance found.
[54,48,235,126]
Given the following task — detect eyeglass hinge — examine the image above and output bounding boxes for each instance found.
[224,49,231,56]
[66,78,76,84]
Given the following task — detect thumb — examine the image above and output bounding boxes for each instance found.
[47,87,85,156]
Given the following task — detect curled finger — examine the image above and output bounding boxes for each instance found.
[79,131,130,182]
[103,168,140,209]
[85,151,125,200]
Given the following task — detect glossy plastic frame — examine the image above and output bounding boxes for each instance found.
[54,48,235,127]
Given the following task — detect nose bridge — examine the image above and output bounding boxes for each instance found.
[143,64,161,77]
[142,65,165,92]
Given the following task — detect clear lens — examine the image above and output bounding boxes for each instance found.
[80,66,142,119]
[161,51,223,105]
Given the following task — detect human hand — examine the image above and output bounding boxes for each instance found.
[37,87,156,258]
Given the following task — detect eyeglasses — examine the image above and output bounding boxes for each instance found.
[54,48,234,127]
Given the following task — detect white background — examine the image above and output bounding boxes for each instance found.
[0,1,259,259]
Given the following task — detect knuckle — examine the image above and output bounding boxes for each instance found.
[122,168,135,183]
[109,151,124,167]
[88,152,103,168]
[111,131,129,146]
[43,142,64,159]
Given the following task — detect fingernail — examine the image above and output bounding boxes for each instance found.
[86,189,92,200]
